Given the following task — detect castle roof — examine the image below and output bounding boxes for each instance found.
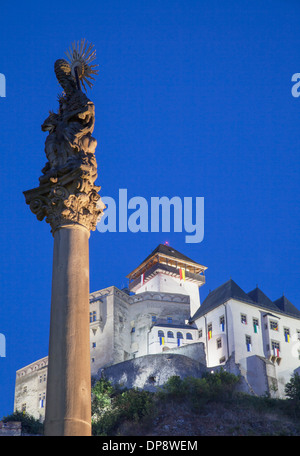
[142,244,204,267]
[191,279,255,321]
[247,287,279,313]
[273,295,300,318]
[126,244,207,290]
[190,279,300,321]
[127,244,206,278]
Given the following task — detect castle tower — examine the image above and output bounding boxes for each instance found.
[127,244,207,317]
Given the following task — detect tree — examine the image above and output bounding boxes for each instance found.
[285,372,300,402]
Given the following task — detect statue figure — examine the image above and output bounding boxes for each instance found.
[40,41,99,184]
[24,40,105,233]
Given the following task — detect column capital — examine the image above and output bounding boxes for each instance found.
[24,166,105,234]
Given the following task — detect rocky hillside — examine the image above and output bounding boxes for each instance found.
[94,373,300,437]
[129,400,300,436]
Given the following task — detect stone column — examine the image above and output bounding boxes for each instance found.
[23,48,104,435]
[44,224,91,436]
[24,164,104,437]
[24,164,104,435]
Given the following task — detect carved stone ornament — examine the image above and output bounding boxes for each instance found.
[23,40,105,233]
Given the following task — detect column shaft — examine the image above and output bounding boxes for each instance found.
[44,224,91,436]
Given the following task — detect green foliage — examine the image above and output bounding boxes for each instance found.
[285,372,300,402]
[234,392,280,414]
[159,369,240,406]
[115,388,154,422]
[91,378,154,436]
[2,411,43,435]
[91,377,114,416]
[201,369,240,399]
[284,373,300,418]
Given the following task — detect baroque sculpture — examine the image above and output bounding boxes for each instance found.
[24,40,104,233]
[23,40,104,435]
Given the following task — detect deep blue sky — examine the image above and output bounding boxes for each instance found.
[0,0,300,418]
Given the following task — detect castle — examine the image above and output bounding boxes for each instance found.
[14,244,300,421]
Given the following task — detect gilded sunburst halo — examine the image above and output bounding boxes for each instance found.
[65,39,99,91]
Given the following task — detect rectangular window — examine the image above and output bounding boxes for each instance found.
[216,338,222,349]
[152,316,157,322]
[90,311,96,322]
[92,342,96,348]
[284,327,290,343]
[241,314,247,325]
[167,317,172,324]
[246,335,252,352]
[297,330,300,341]
[39,393,45,408]
[270,320,279,331]
[219,316,225,332]
[271,340,280,357]
[198,329,203,338]
[207,323,212,340]
[219,356,226,364]
[253,318,259,334]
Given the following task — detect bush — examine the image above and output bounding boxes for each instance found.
[159,375,187,399]
[115,388,154,422]
[91,379,154,436]
[201,369,240,400]
[159,370,240,403]
[2,411,43,435]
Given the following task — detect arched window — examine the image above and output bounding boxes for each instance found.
[158,330,164,338]
[177,332,183,339]
[167,331,174,339]
[186,333,193,340]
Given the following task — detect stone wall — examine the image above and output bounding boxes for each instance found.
[163,341,206,364]
[0,421,21,436]
[98,352,207,392]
